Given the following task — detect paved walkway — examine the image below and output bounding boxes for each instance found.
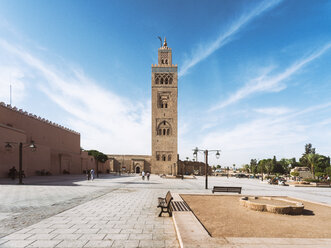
[0,175,182,248]
[0,175,330,247]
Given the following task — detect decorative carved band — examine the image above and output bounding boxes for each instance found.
[152,67,177,72]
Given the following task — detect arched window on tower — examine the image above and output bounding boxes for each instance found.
[165,59,168,64]
[156,154,160,161]
[157,121,172,136]
[160,78,163,84]
[155,78,159,84]
[168,155,171,161]
[162,155,166,161]
[165,78,168,84]
[161,59,164,64]
[159,93,169,109]
[169,78,172,84]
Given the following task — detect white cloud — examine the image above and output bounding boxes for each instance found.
[254,107,292,116]
[0,66,26,105]
[0,39,151,155]
[179,0,283,77]
[211,42,331,111]
[200,102,331,166]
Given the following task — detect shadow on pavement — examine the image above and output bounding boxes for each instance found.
[0,174,137,186]
[115,181,161,184]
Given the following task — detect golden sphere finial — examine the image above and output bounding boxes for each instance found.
[163,37,167,47]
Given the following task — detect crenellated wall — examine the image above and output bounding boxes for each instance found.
[0,102,82,177]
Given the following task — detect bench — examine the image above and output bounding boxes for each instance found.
[157,191,173,217]
[212,186,242,194]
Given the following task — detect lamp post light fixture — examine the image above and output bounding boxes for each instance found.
[4,140,37,184]
[193,147,221,189]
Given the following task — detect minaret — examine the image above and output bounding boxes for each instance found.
[151,38,178,175]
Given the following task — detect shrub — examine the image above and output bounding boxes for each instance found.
[315,172,325,178]
[303,178,320,183]
[326,167,331,176]
[291,172,299,177]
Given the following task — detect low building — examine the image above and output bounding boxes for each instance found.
[290,167,313,179]
[0,102,88,177]
[107,155,151,174]
[177,160,209,176]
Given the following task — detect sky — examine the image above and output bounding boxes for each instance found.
[0,0,331,167]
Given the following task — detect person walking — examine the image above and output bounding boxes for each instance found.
[87,169,91,180]
[9,166,17,180]
[142,171,145,180]
[147,172,150,181]
[91,169,94,181]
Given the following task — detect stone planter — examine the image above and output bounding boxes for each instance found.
[240,196,304,215]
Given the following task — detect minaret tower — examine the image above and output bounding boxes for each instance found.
[151,38,178,175]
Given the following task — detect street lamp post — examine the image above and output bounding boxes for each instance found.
[182,157,189,180]
[5,141,37,184]
[193,147,220,189]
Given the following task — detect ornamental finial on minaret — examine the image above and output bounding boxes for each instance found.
[163,37,167,47]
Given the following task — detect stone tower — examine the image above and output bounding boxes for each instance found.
[151,38,178,175]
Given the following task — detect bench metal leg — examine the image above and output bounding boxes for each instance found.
[158,207,164,217]
[158,207,172,217]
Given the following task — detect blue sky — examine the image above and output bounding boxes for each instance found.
[0,0,331,166]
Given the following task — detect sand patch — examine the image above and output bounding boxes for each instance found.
[181,195,331,238]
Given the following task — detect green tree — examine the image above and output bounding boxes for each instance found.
[87,150,108,178]
[300,143,316,167]
[326,167,331,177]
[243,164,250,173]
[272,156,285,175]
[315,155,330,174]
[289,157,301,168]
[250,159,258,176]
[279,158,291,174]
[306,153,320,179]
[257,160,266,181]
[265,159,273,177]
[304,143,316,155]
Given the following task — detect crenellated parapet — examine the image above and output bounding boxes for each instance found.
[0,102,80,135]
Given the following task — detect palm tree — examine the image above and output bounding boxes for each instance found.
[306,153,320,179]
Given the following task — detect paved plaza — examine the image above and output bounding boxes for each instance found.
[0,175,331,247]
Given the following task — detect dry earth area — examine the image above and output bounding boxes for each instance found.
[181,195,331,238]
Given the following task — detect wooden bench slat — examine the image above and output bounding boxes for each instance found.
[212,186,242,194]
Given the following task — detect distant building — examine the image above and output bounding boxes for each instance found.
[107,154,151,174]
[290,167,313,179]
[177,160,209,176]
